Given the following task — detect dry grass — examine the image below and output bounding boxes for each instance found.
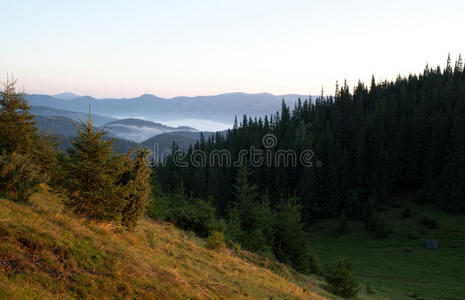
[0,190,331,300]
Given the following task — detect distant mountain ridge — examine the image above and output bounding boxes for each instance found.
[53,92,81,100]
[31,106,117,126]
[105,118,196,131]
[26,92,310,127]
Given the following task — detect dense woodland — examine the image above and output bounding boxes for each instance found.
[153,56,465,271]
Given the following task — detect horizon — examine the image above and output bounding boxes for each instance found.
[28,57,458,100]
[2,0,464,98]
[33,91,310,100]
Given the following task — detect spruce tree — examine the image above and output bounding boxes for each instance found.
[0,152,42,202]
[0,78,43,202]
[61,117,125,221]
[325,258,359,298]
[0,78,37,155]
[273,197,311,273]
[233,163,258,228]
[120,149,152,229]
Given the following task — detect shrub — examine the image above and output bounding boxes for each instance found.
[324,258,359,299]
[230,241,241,253]
[171,194,217,237]
[245,228,272,254]
[205,231,226,251]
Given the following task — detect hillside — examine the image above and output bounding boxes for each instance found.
[31,106,117,127]
[34,115,78,137]
[104,118,197,142]
[0,191,331,300]
[33,115,203,155]
[139,132,198,156]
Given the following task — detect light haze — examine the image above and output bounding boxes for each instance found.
[1,0,464,98]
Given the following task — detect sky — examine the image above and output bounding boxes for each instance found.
[1,0,464,98]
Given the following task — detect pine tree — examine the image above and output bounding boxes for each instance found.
[324,258,359,298]
[34,132,59,181]
[233,163,258,228]
[0,78,43,202]
[120,149,152,229]
[273,197,311,273]
[440,85,465,212]
[61,117,125,221]
[0,78,37,155]
[0,152,42,202]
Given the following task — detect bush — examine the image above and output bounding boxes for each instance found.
[420,216,438,229]
[173,196,217,237]
[324,258,359,299]
[146,194,171,221]
[245,228,273,254]
[230,241,241,253]
[205,231,226,251]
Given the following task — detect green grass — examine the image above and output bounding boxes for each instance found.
[308,192,465,300]
[0,190,331,299]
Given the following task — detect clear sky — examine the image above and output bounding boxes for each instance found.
[1,0,464,98]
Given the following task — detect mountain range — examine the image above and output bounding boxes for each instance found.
[27,92,309,129]
[29,91,310,155]
[31,106,117,126]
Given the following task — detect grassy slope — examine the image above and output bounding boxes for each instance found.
[0,191,331,300]
[308,192,465,300]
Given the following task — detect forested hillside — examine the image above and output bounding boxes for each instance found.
[154,57,465,272]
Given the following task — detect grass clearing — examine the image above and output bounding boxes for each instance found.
[308,193,465,300]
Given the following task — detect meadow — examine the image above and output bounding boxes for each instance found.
[308,192,465,300]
